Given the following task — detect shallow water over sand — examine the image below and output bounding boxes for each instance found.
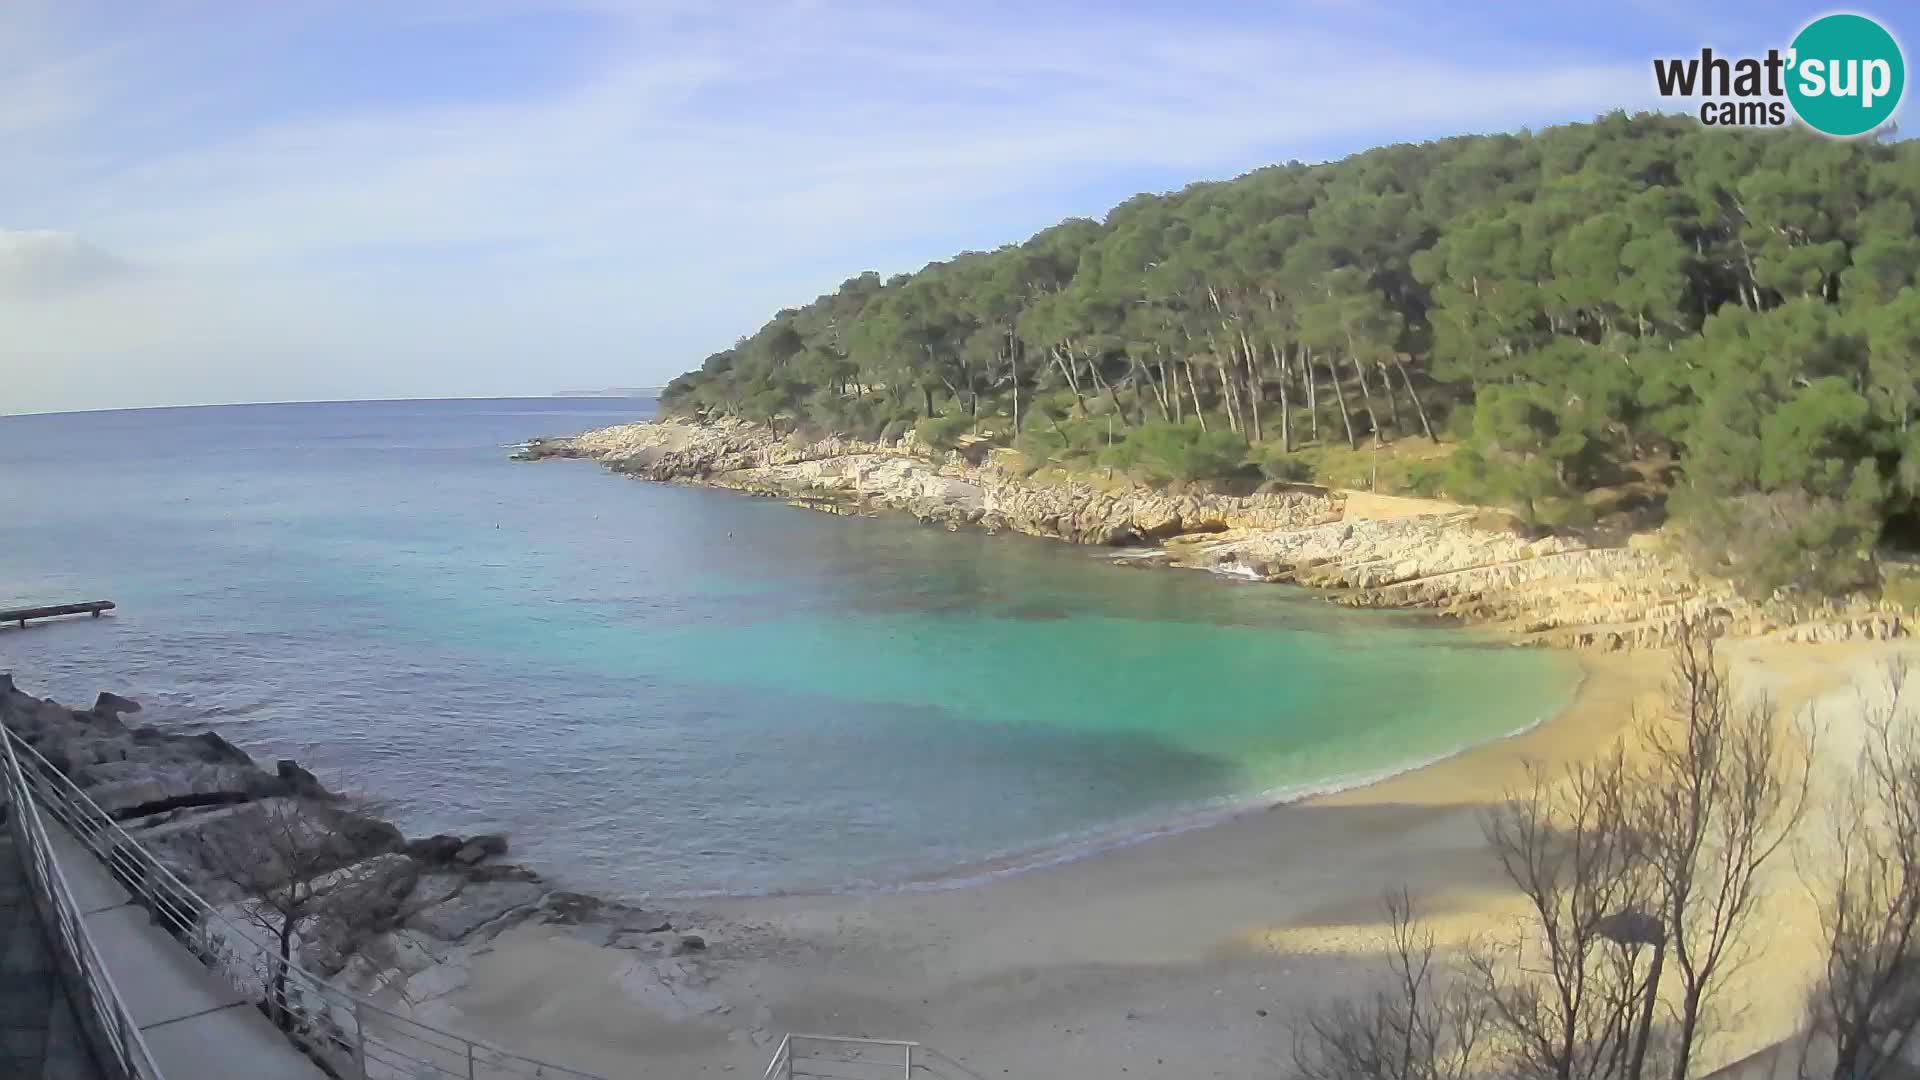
[0,398,1576,896]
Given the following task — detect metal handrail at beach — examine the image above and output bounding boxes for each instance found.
[2,720,165,1079]
[2,724,612,1080]
[763,1033,983,1080]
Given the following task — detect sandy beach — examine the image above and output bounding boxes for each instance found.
[414,638,1916,1079]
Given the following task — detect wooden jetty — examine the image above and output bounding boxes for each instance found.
[1,601,115,628]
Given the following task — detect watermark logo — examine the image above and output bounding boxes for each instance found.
[1652,12,1905,137]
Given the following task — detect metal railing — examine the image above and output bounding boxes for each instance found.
[762,1034,988,1080]
[1,723,165,1080]
[764,1034,920,1080]
[2,725,611,1080]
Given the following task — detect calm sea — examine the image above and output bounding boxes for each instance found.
[0,398,1575,896]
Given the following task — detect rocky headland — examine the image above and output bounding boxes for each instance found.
[518,417,1910,649]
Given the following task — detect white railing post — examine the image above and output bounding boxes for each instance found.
[767,1035,928,1080]
[353,998,369,1080]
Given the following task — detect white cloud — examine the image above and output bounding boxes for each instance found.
[0,1,1654,414]
[0,229,128,296]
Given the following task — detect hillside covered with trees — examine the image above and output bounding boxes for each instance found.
[660,113,1920,600]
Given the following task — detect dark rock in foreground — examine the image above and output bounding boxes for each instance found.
[0,678,680,991]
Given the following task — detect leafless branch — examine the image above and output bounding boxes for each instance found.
[202,797,353,1031]
[1293,890,1489,1080]
[1633,620,1813,1080]
[1803,660,1920,1080]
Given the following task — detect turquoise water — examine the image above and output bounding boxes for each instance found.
[0,399,1577,896]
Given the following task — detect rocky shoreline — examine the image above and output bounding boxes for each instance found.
[518,416,1910,649]
[4,416,1895,1072]
[0,675,717,1056]
[5,420,1898,1075]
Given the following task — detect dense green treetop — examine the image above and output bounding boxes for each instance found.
[661,113,1920,599]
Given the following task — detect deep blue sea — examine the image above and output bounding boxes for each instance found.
[0,398,1576,897]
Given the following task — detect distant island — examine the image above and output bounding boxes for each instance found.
[550,387,661,398]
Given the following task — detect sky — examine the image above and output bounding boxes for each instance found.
[1,1,1913,415]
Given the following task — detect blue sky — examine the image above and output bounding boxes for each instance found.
[2,1,1913,414]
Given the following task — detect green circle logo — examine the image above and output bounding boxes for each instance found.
[1787,13,1905,137]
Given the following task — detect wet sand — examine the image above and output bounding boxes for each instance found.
[437,640,1911,1079]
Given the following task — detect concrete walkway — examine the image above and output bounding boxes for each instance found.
[45,821,328,1080]
[0,828,103,1080]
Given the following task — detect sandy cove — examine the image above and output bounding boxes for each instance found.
[418,415,1920,1077]
[424,639,1911,1079]
[4,416,1903,1080]
[5,605,1900,1078]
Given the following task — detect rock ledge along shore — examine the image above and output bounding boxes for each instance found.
[0,676,714,1035]
[518,416,1910,649]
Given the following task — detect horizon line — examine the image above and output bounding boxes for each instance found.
[0,392,661,421]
